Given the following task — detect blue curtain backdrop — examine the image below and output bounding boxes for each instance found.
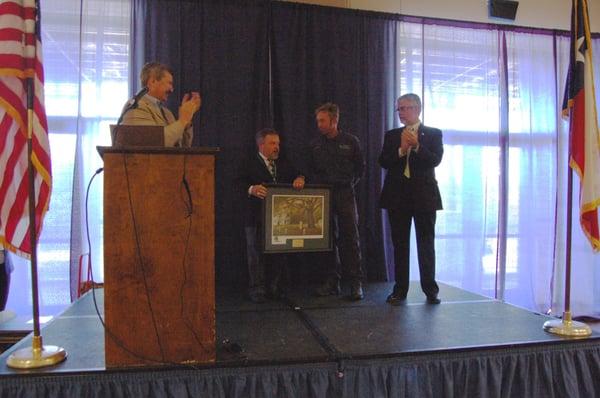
[270,3,391,281]
[132,0,393,286]
[133,0,273,286]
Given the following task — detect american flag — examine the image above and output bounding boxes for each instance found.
[562,0,600,252]
[0,0,51,258]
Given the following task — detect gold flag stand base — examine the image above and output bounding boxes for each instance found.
[543,311,592,338]
[6,335,67,369]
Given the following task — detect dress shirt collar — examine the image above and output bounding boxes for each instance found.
[404,120,421,132]
[144,94,163,108]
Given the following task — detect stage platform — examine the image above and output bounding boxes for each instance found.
[0,282,599,397]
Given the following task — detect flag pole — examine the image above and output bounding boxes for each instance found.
[543,135,591,338]
[6,81,66,369]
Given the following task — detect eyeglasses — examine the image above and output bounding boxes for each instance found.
[396,106,417,112]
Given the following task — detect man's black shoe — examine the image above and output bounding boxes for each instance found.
[426,296,441,305]
[386,292,406,306]
[315,280,341,296]
[349,282,364,301]
[266,286,286,300]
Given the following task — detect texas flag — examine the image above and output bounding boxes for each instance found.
[562,0,600,252]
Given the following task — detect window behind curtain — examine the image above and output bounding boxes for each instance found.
[392,23,504,300]
[392,22,566,312]
[504,31,557,312]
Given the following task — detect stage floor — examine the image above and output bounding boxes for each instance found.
[0,281,597,375]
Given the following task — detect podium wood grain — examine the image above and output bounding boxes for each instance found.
[103,149,216,367]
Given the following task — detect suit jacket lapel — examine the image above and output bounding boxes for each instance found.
[257,154,272,181]
[139,97,171,125]
[161,105,175,124]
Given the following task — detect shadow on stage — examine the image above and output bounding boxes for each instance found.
[1,282,600,397]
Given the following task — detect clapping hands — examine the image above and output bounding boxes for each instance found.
[179,92,202,126]
[401,127,418,152]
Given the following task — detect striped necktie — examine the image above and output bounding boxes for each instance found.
[268,159,277,182]
[159,103,168,123]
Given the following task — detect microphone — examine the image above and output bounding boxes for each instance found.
[113,87,149,145]
[116,87,148,125]
[131,87,149,105]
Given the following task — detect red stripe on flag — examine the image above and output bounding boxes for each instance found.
[0,2,24,15]
[0,28,33,43]
[0,54,27,70]
[32,133,50,170]
[582,209,600,242]
[569,90,586,171]
[0,113,11,150]
[0,2,36,20]
[34,176,50,229]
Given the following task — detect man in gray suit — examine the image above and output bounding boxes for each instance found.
[121,62,201,147]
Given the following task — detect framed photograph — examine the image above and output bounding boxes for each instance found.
[263,184,332,253]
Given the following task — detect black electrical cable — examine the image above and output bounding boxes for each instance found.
[177,155,211,355]
[85,167,176,365]
[122,154,167,362]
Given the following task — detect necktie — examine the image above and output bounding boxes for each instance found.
[403,127,413,178]
[268,159,277,182]
[159,104,168,123]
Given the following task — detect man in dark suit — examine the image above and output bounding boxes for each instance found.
[379,93,443,305]
[0,248,11,311]
[237,128,305,303]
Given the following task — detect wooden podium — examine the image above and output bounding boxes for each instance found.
[99,146,218,368]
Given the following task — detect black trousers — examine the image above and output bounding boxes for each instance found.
[0,263,10,311]
[387,208,439,298]
[245,226,288,295]
[323,187,363,283]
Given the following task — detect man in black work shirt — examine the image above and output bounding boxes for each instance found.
[309,103,365,300]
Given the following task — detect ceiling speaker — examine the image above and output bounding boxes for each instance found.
[489,0,519,20]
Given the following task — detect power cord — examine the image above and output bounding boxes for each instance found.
[86,166,176,365]
[122,154,168,362]
[177,154,210,353]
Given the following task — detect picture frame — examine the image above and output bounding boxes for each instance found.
[262,184,332,253]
